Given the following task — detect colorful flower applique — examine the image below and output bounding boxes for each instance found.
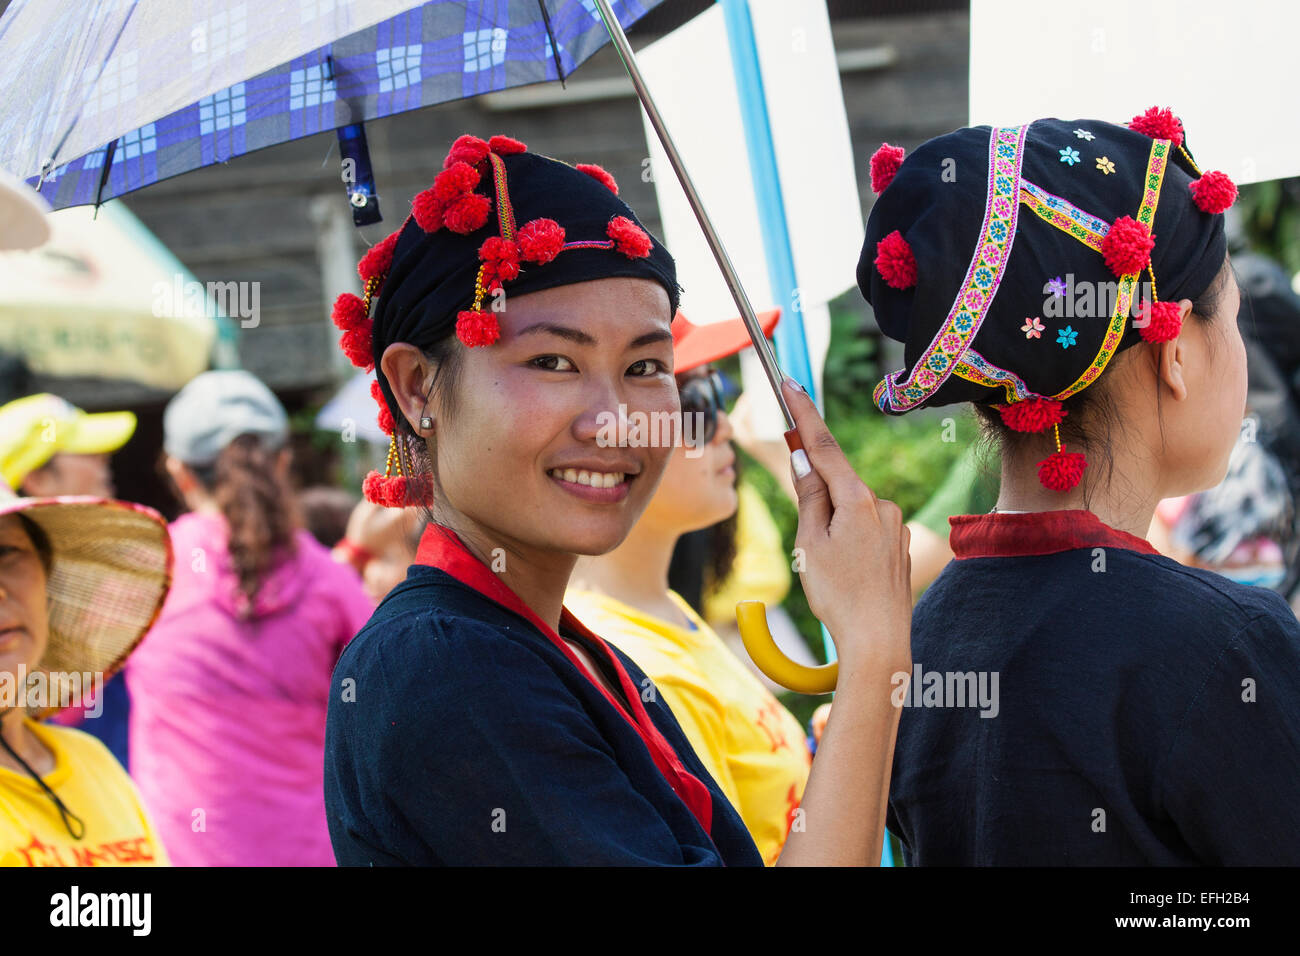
[1074,128,1095,141]
[1057,325,1079,349]
[1022,317,1045,339]
[1059,147,1081,166]
[1096,156,1116,175]
[1047,275,1068,298]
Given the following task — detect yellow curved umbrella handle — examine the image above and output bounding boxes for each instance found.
[736,601,838,695]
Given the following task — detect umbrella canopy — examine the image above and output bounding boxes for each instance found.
[0,202,220,388]
[316,369,388,446]
[0,0,663,210]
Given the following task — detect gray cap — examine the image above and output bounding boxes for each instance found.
[163,370,288,467]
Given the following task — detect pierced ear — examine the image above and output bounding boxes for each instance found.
[379,343,436,433]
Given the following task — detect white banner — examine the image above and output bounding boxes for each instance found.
[971,0,1299,185]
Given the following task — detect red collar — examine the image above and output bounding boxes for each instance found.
[950,509,1160,559]
[414,523,714,838]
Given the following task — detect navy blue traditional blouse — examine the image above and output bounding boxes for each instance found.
[324,526,763,867]
[888,509,1300,865]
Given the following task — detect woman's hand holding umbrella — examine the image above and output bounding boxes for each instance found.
[781,379,912,673]
[770,378,912,866]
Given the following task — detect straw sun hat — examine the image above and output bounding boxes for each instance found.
[0,480,172,718]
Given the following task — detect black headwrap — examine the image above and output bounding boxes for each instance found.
[859,114,1230,416]
[330,133,681,507]
[855,110,1236,492]
[375,152,679,357]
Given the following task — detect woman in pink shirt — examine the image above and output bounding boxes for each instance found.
[127,371,374,866]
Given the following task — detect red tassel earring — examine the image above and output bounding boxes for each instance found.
[362,430,433,508]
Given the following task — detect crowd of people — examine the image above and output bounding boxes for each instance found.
[3,109,1300,867]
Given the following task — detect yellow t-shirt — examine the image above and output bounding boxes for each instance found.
[0,720,169,867]
[566,588,811,865]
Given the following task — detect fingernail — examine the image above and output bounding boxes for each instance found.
[791,449,811,478]
[783,377,805,394]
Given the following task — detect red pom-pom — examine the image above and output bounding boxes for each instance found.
[1189,170,1237,214]
[362,470,386,505]
[442,192,492,234]
[997,396,1067,433]
[433,161,480,203]
[411,188,445,232]
[339,321,374,370]
[480,236,521,287]
[1137,299,1183,343]
[576,163,619,195]
[479,236,520,268]
[371,379,394,436]
[443,135,490,169]
[607,216,652,258]
[456,309,501,347]
[363,472,408,508]
[488,135,527,156]
[1101,216,1154,277]
[875,230,917,290]
[1037,449,1087,492]
[331,292,368,331]
[1128,106,1185,147]
[518,218,565,264]
[870,143,905,194]
[358,229,401,283]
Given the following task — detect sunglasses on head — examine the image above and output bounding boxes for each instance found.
[677,368,733,448]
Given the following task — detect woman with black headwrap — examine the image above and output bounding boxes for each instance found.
[862,110,1300,864]
[322,134,913,866]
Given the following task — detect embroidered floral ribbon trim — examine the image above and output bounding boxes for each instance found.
[1018,178,1110,252]
[1051,137,1169,401]
[954,347,1033,404]
[874,124,1029,413]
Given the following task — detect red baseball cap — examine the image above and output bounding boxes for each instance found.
[671,308,781,376]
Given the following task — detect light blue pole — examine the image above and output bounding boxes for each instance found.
[717,0,814,398]
[719,0,892,866]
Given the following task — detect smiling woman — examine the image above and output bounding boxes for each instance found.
[383,276,678,573]
[323,133,914,866]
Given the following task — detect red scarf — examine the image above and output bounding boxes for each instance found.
[414,523,714,837]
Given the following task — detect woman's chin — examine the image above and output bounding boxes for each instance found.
[553,517,639,558]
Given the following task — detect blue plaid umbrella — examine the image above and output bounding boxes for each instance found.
[0,0,662,212]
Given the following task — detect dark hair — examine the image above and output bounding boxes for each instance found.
[667,460,742,617]
[190,434,299,607]
[974,255,1235,500]
[407,333,466,523]
[16,513,52,574]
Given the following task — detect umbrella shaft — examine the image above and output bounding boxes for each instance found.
[592,0,795,431]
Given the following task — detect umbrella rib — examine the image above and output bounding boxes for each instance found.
[536,0,567,88]
[92,138,117,216]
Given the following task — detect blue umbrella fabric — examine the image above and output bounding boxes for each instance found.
[0,0,662,210]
